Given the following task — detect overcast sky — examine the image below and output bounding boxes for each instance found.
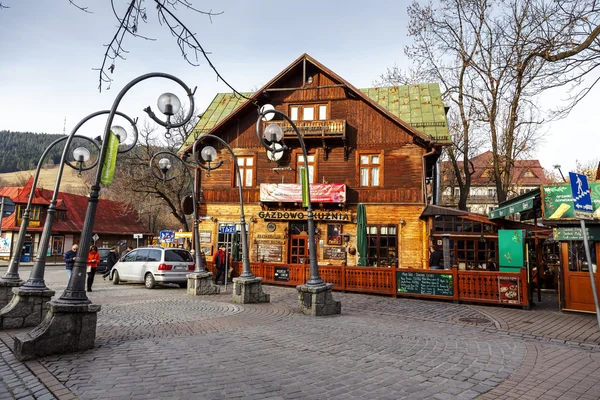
[0,0,597,174]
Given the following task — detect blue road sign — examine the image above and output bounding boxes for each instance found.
[569,172,593,219]
[159,230,175,243]
[219,225,236,234]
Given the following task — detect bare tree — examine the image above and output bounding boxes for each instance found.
[381,0,600,208]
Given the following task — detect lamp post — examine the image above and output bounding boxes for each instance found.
[14,73,196,361]
[149,150,219,296]
[193,134,269,303]
[0,131,101,312]
[256,106,340,315]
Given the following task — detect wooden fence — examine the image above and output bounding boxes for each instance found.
[205,261,530,309]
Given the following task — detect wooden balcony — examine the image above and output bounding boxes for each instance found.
[263,119,348,160]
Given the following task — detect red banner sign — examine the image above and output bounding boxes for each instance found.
[260,183,346,203]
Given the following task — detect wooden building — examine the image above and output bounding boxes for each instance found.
[181,54,450,269]
[0,178,153,262]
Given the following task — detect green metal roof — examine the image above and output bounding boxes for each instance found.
[182,92,252,149]
[359,84,449,142]
[181,83,449,150]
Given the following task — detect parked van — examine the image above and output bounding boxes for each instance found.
[110,247,194,289]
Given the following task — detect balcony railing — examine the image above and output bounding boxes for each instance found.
[263,119,346,139]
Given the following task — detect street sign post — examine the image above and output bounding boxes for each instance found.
[133,233,143,247]
[159,230,175,244]
[92,233,99,244]
[569,172,600,328]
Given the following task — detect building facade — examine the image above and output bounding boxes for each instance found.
[181,54,449,269]
[0,178,153,261]
[441,151,551,216]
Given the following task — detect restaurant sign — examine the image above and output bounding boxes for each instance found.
[554,226,600,241]
[258,210,352,221]
[260,183,346,203]
[542,183,600,220]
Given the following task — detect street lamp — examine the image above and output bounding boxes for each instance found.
[193,134,270,303]
[255,106,340,315]
[149,150,220,296]
[150,151,206,275]
[14,73,196,361]
[553,164,566,182]
[58,73,195,304]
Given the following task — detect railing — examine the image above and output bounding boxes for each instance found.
[262,119,346,139]
[205,261,530,308]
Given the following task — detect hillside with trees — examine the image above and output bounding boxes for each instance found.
[0,130,65,173]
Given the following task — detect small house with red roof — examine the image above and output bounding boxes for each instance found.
[440,151,552,216]
[0,178,152,261]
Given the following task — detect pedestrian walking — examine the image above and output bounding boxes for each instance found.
[86,245,100,292]
[63,244,78,280]
[102,247,118,281]
[213,245,227,284]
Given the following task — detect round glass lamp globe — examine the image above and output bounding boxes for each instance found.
[201,146,217,162]
[157,93,181,116]
[158,158,172,172]
[260,104,275,121]
[73,147,90,163]
[264,124,284,142]
[111,125,127,143]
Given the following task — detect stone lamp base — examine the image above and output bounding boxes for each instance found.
[0,287,55,330]
[297,283,342,316]
[14,300,101,361]
[187,272,220,295]
[232,277,270,304]
[0,280,24,310]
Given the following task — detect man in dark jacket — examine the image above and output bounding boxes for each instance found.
[429,245,443,270]
[63,244,79,279]
[213,245,227,284]
[102,247,118,280]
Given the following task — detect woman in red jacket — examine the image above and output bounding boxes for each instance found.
[87,245,100,292]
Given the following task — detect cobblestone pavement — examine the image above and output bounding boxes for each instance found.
[0,269,599,399]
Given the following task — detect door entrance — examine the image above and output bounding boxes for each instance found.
[289,222,309,264]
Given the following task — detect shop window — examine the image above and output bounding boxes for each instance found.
[235,155,255,187]
[297,154,316,184]
[290,104,328,121]
[366,225,397,267]
[17,205,41,221]
[451,238,496,269]
[359,153,381,187]
[567,241,597,272]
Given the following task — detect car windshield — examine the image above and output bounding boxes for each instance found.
[165,249,193,262]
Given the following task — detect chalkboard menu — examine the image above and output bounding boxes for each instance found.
[323,246,346,260]
[396,271,454,297]
[274,267,290,282]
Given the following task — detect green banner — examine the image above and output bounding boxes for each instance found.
[542,183,600,220]
[498,230,525,267]
[301,167,309,208]
[100,130,119,186]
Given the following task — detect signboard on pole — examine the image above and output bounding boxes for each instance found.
[133,234,143,239]
[159,231,175,243]
[219,225,236,235]
[569,171,600,329]
[569,172,593,219]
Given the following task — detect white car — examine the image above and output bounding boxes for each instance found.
[111,247,195,289]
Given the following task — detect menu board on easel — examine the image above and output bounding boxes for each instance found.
[498,276,520,304]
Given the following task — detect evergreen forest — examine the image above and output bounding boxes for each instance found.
[0,131,65,173]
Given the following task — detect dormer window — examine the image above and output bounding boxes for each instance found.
[523,169,536,178]
[290,104,328,121]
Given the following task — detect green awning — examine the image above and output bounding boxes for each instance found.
[489,189,540,219]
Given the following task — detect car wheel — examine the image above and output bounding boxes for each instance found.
[178,282,187,288]
[112,270,120,285]
[145,273,156,289]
